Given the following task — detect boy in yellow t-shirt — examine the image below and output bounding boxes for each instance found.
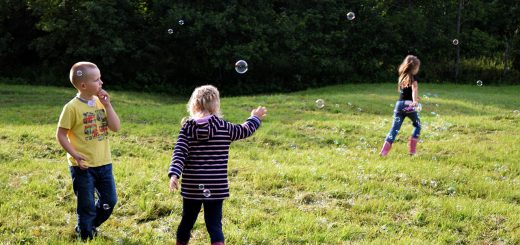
[56,61,121,240]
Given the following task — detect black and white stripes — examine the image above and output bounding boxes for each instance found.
[168,115,261,200]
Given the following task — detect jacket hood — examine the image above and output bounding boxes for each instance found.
[185,115,217,141]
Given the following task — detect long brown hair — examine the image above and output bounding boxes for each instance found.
[398,55,420,89]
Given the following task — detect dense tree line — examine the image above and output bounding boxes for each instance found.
[1,0,518,95]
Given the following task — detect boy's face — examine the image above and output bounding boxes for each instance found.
[80,68,103,95]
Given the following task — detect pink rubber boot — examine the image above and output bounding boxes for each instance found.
[408,137,418,155]
[379,141,392,156]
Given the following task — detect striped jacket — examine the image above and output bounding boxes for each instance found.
[168,115,261,200]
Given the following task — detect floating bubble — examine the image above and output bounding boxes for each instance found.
[430,180,438,188]
[76,70,83,76]
[315,99,325,109]
[178,19,185,25]
[203,189,211,197]
[513,110,520,115]
[103,204,110,210]
[346,12,355,21]
[447,186,456,195]
[348,102,352,106]
[395,117,401,122]
[290,144,297,149]
[415,103,422,112]
[357,107,363,112]
[452,39,459,45]
[431,112,437,116]
[167,28,174,35]
[234,60,248,74]
[335,104,339,108]
[198,184,204,190]
[476,80,483,86]
[389,103,394,107]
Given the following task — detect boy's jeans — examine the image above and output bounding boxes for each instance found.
[385,100,421,143]
[69,164,117,240]
[177,199,224,243]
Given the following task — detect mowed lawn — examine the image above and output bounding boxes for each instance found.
[0,82,519,244]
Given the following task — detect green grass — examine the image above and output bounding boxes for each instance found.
[1,82,519,244]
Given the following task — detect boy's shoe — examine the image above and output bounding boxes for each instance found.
[93,227,99,237]
[75,226,97,240]
[379,141,392,156]
[408,137,418,155]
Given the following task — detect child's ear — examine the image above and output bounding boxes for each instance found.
[80,82,87,89]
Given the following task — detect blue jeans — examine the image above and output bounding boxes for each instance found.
[69,164,117,240]
[385,100,421,143]
[177,199,224,243]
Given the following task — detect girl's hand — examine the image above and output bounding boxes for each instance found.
[411,101,419,107]
[97,89,111,106]
[169,176,179,192]
[251,106,267,120]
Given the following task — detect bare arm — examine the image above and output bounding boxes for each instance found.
[411,81,420,106]
[98,89,121,132]
[56,127,88,169]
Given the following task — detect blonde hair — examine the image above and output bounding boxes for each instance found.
[398,55,421,89]
[187,85,221,118]
[69,61,98,89]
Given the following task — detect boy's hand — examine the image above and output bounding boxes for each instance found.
[169,176,179,192]
[97,89,111,106]
[251,106,267,120]
[73,153,88,170]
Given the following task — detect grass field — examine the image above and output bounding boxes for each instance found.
[0,82,519,244]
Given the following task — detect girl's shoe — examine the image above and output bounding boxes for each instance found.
[379,141,392,156]
[408,137,418,155]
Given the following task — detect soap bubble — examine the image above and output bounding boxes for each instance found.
[315,99,325,109]
[447,186,456,195]
[203,189,211,197]
[76,70,83,76]
[452,39,459,45]
[346,12,355,20]
[415,103,422,112]
[178,19,185,25]
[476,80,483,86]
[235,60,248,74]
[167,28,174,35]
[103,204,110,210]
[198,184,204,190]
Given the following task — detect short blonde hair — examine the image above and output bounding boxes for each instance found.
[69,61,98,89]
[187,85,221,118]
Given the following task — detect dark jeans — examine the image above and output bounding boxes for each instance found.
[69,164,117,240]
[385,100,421,143]
[177,199,224,243]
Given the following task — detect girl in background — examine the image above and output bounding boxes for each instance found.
[380,55,422,156]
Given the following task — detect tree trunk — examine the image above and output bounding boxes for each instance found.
[455,0,463,82]
[503,36,510,77]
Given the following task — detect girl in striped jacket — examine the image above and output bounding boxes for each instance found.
[168,85,267,245]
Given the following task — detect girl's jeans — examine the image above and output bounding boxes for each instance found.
[177,199,224,243]
[385,100,421,143]
[69,164,117,240]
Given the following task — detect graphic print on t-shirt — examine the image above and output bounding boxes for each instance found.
[83,109,108,141]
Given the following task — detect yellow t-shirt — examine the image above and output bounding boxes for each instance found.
[58,97,112,167]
